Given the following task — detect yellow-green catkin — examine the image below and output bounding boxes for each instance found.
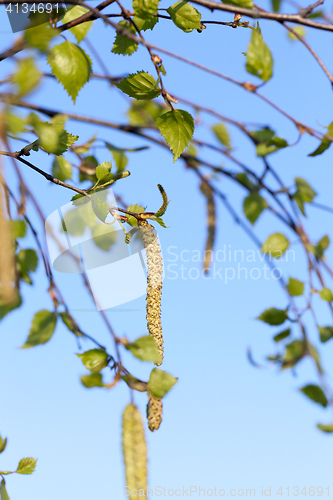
[200,182,216,275]
[0,173,16,304]
[122,404,148,498]
[147,392,163,432]
[138,220,164,366]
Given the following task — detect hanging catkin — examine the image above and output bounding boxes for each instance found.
[122,403,148,497]
[138,220,164,366]
[200,182,216,274]
[0,170,16,304]
[147,392,163,432]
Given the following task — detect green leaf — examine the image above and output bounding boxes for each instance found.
[212,123,231,149]
[80,372,105,388]
[22,310,57,348]
[309,122,333,157]
[246,23,273,81]
[17,249,38,285]
[223,0,253,7]
[115,71,160,100]
[319,287,333,302]
[300,384,328,407]
[105,143,128,172]
[148,368,178,398]
[318,326,333,343]
[256,136,288,156]
[317,424,333,433]
[24,23,59,51]
[11,220,26,239]
[96,161,112,181]
[154,216,167,228]
[273,328,290,342]
[77,349,108,372]
[0,437,7,454]
[47,41,92,103]
[287,277,304,296]
[4,110,26,136]
[257,307,288,326]
[292,177,316,216]
[31,114,79,156]
[133,0,159,29]
[288,26,306,41]
[312,235,329,258]
[13,58,41,97]
[0,479,10,500]
[243,193,268,224]
[91,197,109,223]
[236,173,256,191]
[59,311,82,336]
[91,224,117,251]
[16,457,37,475]
[62,5,93,43]
[52,156,72,182]
[262,233,289,257]
[126,336,161,363]
[127,100,167,125]
[167,1,201,33]
[282,340,305,368]
[156,109,194,161]
[112,20,138,55]
[271,0,281,12]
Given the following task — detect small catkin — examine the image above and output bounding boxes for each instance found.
[147,392,163,432]
[138,220,164,366]
[0,179,16,304]
[200,182,216,275]
[122,403,148,498]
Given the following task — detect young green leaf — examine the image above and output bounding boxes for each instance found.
[52,157,72,182]
[112,20,138,55]
[282,340,305,369]
[0,479,10,500]
[127,100,167,125]
[167,1,201,33]
[16,457,37,475]
[288,26,306,41]
[133,0,159,30]
[77,349,109,372]
[156,109,194,161]
[17,249,38,285]
[311,235,329,258]
[318,326,333,343]
[92,224,117,251]
[246,24,273,81]
[212,123,231,149]
[24,23,59,51]
[257,307,288,326]
[287,277,304,296]
[22,310,57,348]
[300,384,328,407]
[11,220,26,239]
[308,122,333,157]
[126,336,161,363]
[223,0,253,7]
[271,0,281,12]
[243,193,268,224]
[62,5,93,43]
[96,161,112,181]
[0,436,7,454]
[273,328,291,342]
[13,58,41,97]
[292,177,316,215]
[148,368,178,398]
[47,41,92,103]
[319,288,333,302]
[80,372,105,388]
[262,233,289,257]
[317,424,333,433]
[105,143,128,172]
[115,71,160,100]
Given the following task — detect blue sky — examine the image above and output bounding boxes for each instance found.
[1,1,333,498]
